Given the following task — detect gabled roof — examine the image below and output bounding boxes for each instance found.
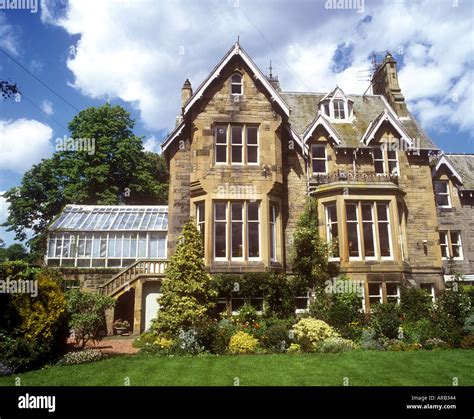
[184,42,290,116]
[434,154,474,190]
[360,109,412,146]
[431,155,463,185]
[319,86,352,103]
[162,42,290,153]
[302,113,342,147]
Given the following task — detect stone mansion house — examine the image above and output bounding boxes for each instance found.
[46,43,474,334]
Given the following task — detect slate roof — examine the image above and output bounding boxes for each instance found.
[445,154,474,190]
[281,92,438,149]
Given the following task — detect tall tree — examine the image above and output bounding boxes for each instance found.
[153,219,217,336]
[2,104,168,259]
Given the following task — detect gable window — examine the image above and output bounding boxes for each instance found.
[231,73,243,95]
[214,124,259,165]
[333,99,345,119]
[434,180,451,208]
[373,145,399,175]
[269,204,277,262]
[346,202,392,261]
[311,144,327,174]
[213,201,260,261]
[325,203,339,260]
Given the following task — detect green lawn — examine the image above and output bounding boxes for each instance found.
[1,350,473,386]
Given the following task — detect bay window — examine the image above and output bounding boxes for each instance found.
[269,204,277,262]
[345,201,392,261]
[325,203,339,260]
[213,201,261,261]
[196,202,205,241]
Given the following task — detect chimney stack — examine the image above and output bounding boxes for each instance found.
[371,53,408,117]
[181,79,193,112]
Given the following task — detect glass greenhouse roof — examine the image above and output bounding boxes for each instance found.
[49,205,168,231]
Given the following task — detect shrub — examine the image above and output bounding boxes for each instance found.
[0,362,13,377]
[287,343,301,354]
[0,334,51,372]
[464,313,474,335]
[383,339,421,352]
[210,319,237,354]
[132,332,157,349]
[260,321,292,353]
[460,335,474,349]
[371,303,401,339]
[293,318,340,352]
[57,349,104,366]
[401,319,434,344]
[423,338,448,350]
[228,331,258,354]
[236,303,259,324]
[153,220,217,336]
[171,328,204,355]
[154,336,173,350]
[317,337,356,353]
[66,290,115,348]
[436,287,471,327]
[359,328,384,351]
[400,286,433,322]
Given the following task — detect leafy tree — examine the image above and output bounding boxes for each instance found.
[0,80,20,100]
[0,243,28,262]
[66,290,115,348]
[153,219,217,336]
[2,104,168,259]
[400,286,433,322]
[291,199,331,289]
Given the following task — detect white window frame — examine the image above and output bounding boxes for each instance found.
[325,203,340,261]
[231,73,243,96]
[450,231,463,260]
[230,125,244,165]
[247,202,260,261]
[311,144,327,175]
[295,293,310,314]
[269,204,277,263]
[420,283,436,303]
[215,125,228,164]
[439,231,449,260]
[333,99,346,119]
[361,203,377,261]
[377,203,393,260]
[230,202,244,261]
[368,283,383,308]
[196,202,205,240]
[246,126,259,165]
[439,230,463,260]
[373,144,399,175]
[214,202,228,261]
[434,180,451,208]
[346,203,362,261]
[386,283,400,305]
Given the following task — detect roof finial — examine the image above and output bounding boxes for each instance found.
[237,35,240,45]
[268,60,273,78]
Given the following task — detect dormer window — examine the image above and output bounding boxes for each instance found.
[333,100,345,119]
[319,88,352,122]
[231,73,243,95]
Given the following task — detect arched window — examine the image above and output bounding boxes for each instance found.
[231,73,243,95]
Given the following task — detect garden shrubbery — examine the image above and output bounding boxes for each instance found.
[57,349,105,366]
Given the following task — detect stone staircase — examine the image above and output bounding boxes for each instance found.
[99,259,168,298]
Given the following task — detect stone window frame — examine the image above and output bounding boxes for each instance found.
[230,72,243,96]
[213,200,261,262]
[373,143,399,176]
[345,201,393,262]
[324,202,340,261]
[311,143,327,174]
[214,124,260,166]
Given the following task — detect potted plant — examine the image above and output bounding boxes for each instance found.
[113,319,130,335]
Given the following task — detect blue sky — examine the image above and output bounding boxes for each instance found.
[0,0,473,245]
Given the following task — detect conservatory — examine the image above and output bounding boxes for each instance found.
[46,205,168,268]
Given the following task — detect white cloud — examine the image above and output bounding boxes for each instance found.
[44,0,473,138]
[0,119,53,173]
[40,100,54,116]
[142,136,161,153]
[0,12,20,55]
